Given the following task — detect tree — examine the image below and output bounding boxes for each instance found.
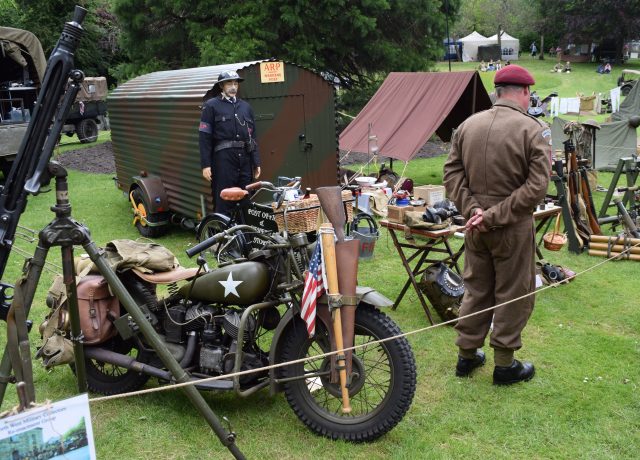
[10,0,119,80]
[453,0,542,46]
[539,0,640,63]
[113,0,461,89]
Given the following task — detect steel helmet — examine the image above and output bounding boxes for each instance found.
[217,70,244,84]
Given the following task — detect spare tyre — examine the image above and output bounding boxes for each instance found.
[76,118,99,143]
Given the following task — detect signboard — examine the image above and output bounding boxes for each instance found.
[0,394,97,460]
[260,62,285,83]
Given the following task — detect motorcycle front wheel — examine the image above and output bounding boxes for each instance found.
[278,305,417,441]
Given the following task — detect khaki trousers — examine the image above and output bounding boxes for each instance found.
[455,218,536,351]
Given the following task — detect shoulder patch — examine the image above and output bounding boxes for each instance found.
[541,128,552,146]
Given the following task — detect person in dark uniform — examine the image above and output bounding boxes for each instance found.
[199,70,261,216]
[443,65,552,385]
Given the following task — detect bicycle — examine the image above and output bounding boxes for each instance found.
[196,177,303,265]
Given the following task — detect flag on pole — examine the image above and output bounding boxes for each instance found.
[301,241,325,337]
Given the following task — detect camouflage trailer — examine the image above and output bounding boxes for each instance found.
[108,60,340,236]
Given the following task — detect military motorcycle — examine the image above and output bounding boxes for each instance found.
[39,184,417,442]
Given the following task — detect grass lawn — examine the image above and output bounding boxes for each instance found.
[0,63,639,459]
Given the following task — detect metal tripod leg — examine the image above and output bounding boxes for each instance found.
[0,245,48,407]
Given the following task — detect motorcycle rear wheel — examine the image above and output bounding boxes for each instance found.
[278,305,416,441]
[79,336,151,395]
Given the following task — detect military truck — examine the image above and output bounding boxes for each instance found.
[0,27,107,177]
[109,60,342,237]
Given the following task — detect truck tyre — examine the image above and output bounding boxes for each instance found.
[131,188,169,238]
[76,118,99,143]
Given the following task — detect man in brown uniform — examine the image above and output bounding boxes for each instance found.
[443,65,552,385]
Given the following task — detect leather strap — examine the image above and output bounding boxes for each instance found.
[214,140,245,152]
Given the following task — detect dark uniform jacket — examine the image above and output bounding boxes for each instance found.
[198,96,261,168]
[444,99,551,227]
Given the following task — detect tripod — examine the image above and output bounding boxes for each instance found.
[0,162,246,459]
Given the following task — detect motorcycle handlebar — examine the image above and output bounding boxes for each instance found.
[186,224,267,258]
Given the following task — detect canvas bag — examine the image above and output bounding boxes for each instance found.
[75,239,180,276]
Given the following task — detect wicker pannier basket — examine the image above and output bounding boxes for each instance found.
[543,214,567,251]
[272,190,353,233]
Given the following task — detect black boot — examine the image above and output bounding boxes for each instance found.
[455,350,486,377]
[493,359,535,385]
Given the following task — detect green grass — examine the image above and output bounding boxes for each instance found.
[1,151,638,459]
[1,64,639,458]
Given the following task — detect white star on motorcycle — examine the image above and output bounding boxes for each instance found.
[219,272,243,298]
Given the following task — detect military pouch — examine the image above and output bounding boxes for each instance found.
[77,275,120,345]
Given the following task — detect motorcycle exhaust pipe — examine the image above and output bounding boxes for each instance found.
[84,347,173,381]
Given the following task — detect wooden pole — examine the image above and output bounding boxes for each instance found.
[589,242,640,255]
[588,249,640,261]
[319,223,351,413]
[590,234,640,246]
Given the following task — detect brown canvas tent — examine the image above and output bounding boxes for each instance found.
[339,71,491,162]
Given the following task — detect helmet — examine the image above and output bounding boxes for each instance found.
[494,65,535,87]
[217,70,244,84]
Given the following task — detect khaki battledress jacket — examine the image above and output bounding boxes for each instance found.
[443,99,552,350]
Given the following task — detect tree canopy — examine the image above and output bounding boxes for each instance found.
[538,0,640,62]
[112,0,461,87]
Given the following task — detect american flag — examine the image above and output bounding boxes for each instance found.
[301,241,325,337]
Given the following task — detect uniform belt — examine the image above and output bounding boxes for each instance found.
[214,140,246,152]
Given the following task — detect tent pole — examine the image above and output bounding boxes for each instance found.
[472,74,477,114]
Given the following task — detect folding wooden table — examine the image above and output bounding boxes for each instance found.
[380,220,464,324]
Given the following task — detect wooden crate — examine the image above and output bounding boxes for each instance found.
[413,185,446,206]
[387,205,426,224]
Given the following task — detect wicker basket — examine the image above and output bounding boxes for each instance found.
[543,214,567,251]
[272,190,353,233]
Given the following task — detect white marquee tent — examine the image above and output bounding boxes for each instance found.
[459,31,489,62]
[487,31,520,61]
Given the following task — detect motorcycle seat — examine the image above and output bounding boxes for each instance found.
[220,187,249,201]
[130,267,200,284]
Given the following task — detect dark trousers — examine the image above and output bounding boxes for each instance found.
[211,148,253,216]
[455,218,536,351]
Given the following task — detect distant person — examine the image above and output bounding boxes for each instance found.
[479,60,487,72]
[488,59,495,71]
[530,42,537,57]
[563,61,572,73]
[551,63,563,73]
[505,60,511,66]
[556,46,562,56]
[604,62,612,74]
[496,60,503,70]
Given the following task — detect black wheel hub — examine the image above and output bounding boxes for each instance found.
[318,355,365,398]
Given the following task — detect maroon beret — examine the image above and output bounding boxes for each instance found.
[494,65,535,86]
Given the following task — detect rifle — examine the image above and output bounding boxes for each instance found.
[0,7,87,302]
[564,139,590,243]
[579,167,602,235]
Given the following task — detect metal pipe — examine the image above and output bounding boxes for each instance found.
[232,301,281,396]
[84,347,174,381]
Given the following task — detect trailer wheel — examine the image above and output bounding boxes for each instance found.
[76,119,99,143]
[131,188,169,238]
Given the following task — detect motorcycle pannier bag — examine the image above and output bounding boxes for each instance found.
[77,275,120,344]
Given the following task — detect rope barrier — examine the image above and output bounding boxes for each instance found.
[88,238,640,404]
